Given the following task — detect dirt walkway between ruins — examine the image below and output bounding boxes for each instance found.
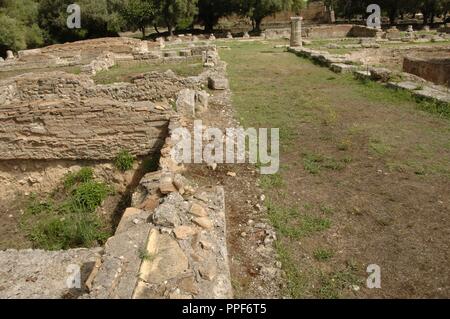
[211,40,450,299]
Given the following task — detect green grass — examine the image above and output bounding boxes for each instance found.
[138,248,155,261]
[260,173,284,189]
[317,267,360,299]
[220,39,450,298]
[275,241,308,298]
[21,168,113,250]
[63,167,94,190]
[267,201,331,239]
[93,60,203,84]
[114,150,135,172]
[303,152,347,174]
[313,248,334,261]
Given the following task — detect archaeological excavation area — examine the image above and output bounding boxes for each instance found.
[1,19,450,300]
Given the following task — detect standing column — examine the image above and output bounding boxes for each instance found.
[290,17,303,47]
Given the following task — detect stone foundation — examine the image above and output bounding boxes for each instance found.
[403,55,450,87]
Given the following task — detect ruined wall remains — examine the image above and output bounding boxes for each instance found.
[403,54,450,87]
[0,71,196,104]
[0,69,205,160]
[306,24,378,38]
[0,97,171,160]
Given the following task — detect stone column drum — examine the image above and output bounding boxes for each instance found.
[290,17,303,47]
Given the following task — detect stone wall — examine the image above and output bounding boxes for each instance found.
[306,24,378,38]
[0,70,197,104]
[348,25,380,38]
[0,68,205,160]
[0,97,171,160]
[266,24,379,40]
[403,55,450,87]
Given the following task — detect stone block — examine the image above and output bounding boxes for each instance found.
[208,76,229,90]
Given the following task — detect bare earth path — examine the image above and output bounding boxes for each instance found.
[219,41,450,298]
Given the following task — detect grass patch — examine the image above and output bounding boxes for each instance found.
[93,60,203,84]
[21,168,113,250]
[114,150,135,172]
[275,241,308,298]
[317,267,360,299]
[303,152,347,174]
[267,201,331,239]
[138,248,155,261]
[63,167,94,190]
[313,248,334,261]
[369,138,392,156]
[260,173,284,189]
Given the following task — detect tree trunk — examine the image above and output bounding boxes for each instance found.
[422,11,429,25]
[389,8,398,26]
[254,18,263,33]
[154,25,160,35]
[141,27,146,39]
[204,21,214,33]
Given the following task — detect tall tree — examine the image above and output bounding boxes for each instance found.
[154,0,198,36]
[38,0,123,44]
[0,0,44,55]
[121,0,155,38]
[197,0,238,32]
[242,0,305,33]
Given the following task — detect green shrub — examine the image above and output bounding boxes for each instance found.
[70,181,111,213]
[30,213,108,250]
[114,150,135,171]
[22,167,113,250]
[64,167,94,189]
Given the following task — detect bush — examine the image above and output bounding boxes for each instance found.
[70,181,112,213]
[63,167,94,190]
[114,150,135,171]
[30,213,108,250]
[22,167,113,250]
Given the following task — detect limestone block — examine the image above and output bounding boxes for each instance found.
[139,231,189,284]
[208,76,229,90]
[176,88,196,117]
[195,90,208,113]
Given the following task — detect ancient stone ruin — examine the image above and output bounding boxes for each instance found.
[0,36,234,299]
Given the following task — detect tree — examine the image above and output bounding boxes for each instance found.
[197,0,239,32]
[0,0,44,56]
[38,0,123,44]
[0,13,26,55]
[242,0,305,33]
[154,0,198,36]
[121,0,155,38]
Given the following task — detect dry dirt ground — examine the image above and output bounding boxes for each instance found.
[215,40,450,299]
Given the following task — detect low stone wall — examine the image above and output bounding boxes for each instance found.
[265,24,379,40]
[81,52,116,76]
[88,115,233,299]
[0,67,207,160]
[403,55,450,87]
[0,38,215,75]
[0,70,197,104]
[0,97,171,160]
[348,25,380,38]
[288,46,450,105]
